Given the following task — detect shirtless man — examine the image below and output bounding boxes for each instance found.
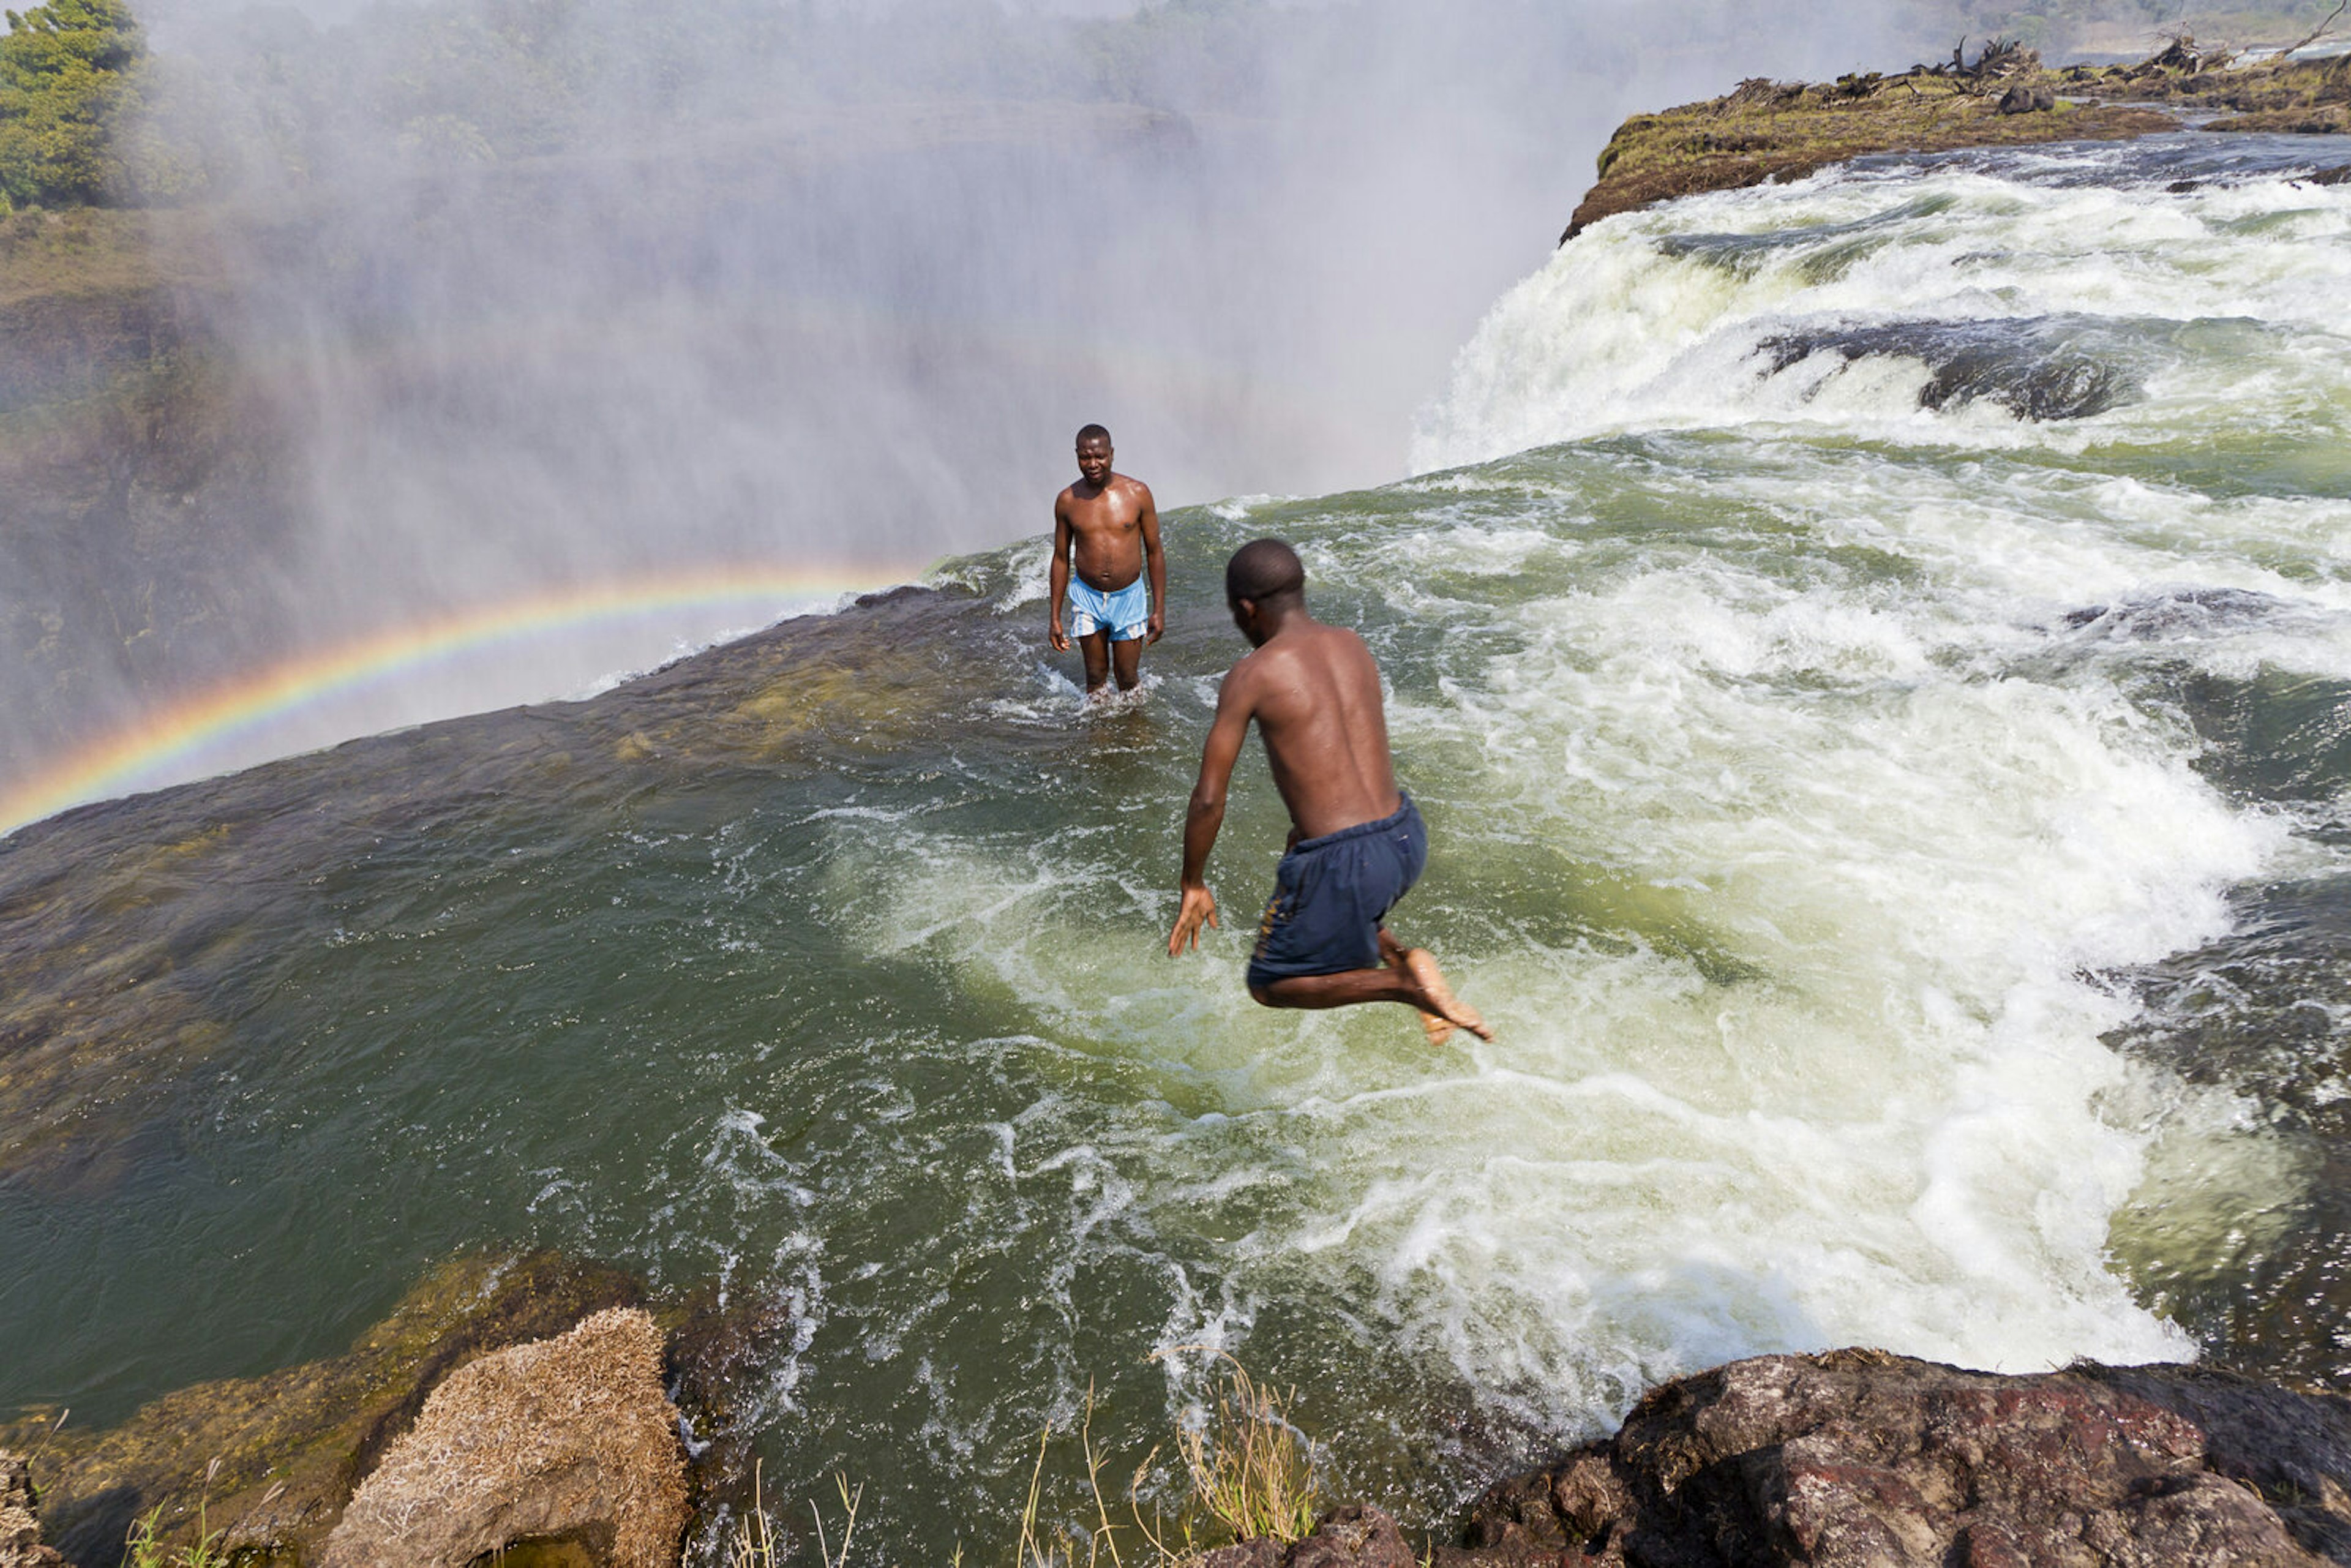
[1049,424,1164,697]
[1166,538,1491,1043]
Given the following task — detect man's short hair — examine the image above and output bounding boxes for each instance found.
[1226,538,1305,604]
[1076,422,1112,447]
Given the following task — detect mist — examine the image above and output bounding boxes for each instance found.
[6,0,1935,816]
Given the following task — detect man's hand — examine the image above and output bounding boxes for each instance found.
[1049,615,1069,653]
[1168,883,1218,956]
[1146,609,1164,645]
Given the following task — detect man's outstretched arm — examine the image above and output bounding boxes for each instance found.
[1169,670,1253,955]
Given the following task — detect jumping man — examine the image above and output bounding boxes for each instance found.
[1167,539,1491,1043]
[1049,424,1165,698]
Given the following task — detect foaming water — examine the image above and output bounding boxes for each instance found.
[10,132,2351,1559]
[1415,133,2351,470]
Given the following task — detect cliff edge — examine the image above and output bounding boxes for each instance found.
[1565,36,2351,239]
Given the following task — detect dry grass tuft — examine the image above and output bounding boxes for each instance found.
[1152,1349,1319,1550]
[727,1352,1320,1566]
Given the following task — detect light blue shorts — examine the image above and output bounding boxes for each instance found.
[1067,576,1150,642]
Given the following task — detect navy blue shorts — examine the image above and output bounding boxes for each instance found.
[1247,795,1427,989]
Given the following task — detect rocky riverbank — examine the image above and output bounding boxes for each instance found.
[1202,1349,2351,1568]
[1564,36,2351,237]
[14,1276,2351,1568]
[1,1251,793,1566]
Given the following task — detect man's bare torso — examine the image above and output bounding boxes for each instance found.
[1229,619,1400,841]
[1055,475,1154,591]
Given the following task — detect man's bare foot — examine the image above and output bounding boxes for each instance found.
[1373,934,1442,1040]
[1402,949,1493,1043]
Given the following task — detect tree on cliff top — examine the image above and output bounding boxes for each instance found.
[0,0,143,209]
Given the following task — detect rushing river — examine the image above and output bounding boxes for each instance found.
[5,130,2351,1560]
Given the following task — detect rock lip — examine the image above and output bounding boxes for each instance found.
[1565,40,2351,239]
[320,1306,689,1568]
[1431,1348,2351,1566]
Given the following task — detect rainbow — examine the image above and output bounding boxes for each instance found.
[0,564,911,837]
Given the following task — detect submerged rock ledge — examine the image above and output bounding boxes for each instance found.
[1565,39,2351,238]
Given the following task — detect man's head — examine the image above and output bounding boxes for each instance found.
[1075,424,1113,487]
[1225,538,1305,645]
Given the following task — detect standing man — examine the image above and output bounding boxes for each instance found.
[1050,423,1164,699]
[1167,539,1491,1044]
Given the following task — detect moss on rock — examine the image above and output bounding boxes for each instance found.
[1563,42,2351,240]
[3,1251,644,1566]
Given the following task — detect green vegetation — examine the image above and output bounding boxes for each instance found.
[0,0,140,209]
[119,1459,227,1568]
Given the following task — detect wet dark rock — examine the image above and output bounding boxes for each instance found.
[1195,1540,1286,1568]
[1757,316,2146,422]
[2057,586,2287,637]
[1997,83,2058,114]
[1201,1505,1416,1568]
[664,1284,809,1563]
[2102,874,2351,1387]
[1428,1349,2351,1567]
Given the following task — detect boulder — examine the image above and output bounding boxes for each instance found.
[320,1307,688,1568]
[1194,1504,1416,1568]
[1434,1349,2351,1566]
[1997,83,2058,113]
[1289,1504,1418,1568]
[1,1250,646,1564]
[0,1455,67,1568]
[318,1307,687,1568]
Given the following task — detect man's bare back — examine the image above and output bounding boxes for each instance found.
[1049,425,1164,696]
[1231,618,1398,841]
[1167,538,1491,1043]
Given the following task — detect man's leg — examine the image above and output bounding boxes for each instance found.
[1077,630,1111,692]
[1379,929,1464,1046]
[1111,636,1144,691]
[1250,934,1491,1041]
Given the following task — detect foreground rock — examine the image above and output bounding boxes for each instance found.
[4,1248,801,1565]
[321,1307,688,1567]
[1435,1349,2351,1566]
[1,1455,66,1568]
[1196,1504,1419,1568]
[2,1252,647,1564]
